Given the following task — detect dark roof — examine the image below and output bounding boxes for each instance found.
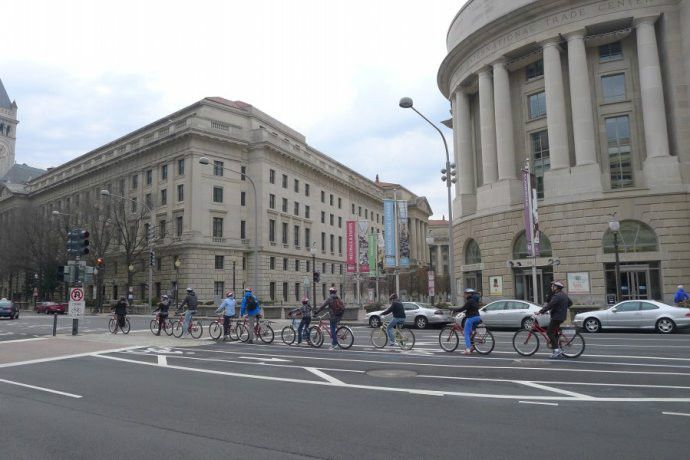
[0,78,12,109]
[0,163,46,184]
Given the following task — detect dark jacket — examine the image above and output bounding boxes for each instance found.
[314,293,342,319]
[299,303,312,319]
[539,290,571,321]
[154,298,171,316]
[380,300,405,319]
[113,300,127,316]
[455,296,480,318]
[179,291,198,311]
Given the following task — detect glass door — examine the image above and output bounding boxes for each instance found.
[514,268,553,304]
[621,266,649,300]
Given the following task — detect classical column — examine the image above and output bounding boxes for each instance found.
[410,218,418,262]
[542,39,570,170]
[635,17,670,158]
[455,89,475,195]
[566,31,597,166]
[492,59,517,180]
[478,67,498,184]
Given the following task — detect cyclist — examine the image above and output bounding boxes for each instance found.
[240,288,261,344]
[378,293,405,347]
[215,291,237,339]
[454,288,481,355]
[537,280,571,359]
[313,287,344,350]
[296,297,312,345]
[152,294,171,335]
[112,296,128,334]
[178,287,198,337]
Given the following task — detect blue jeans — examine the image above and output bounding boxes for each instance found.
[464,315,482,349]
[183,310,195,334]
[329,318,340,346]
[297,317,311,343]
[387,317,405,343]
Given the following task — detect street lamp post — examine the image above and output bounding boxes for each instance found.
[426,235,435,305]
[609,218,622,302]
[174,257,182,309]
[199,157,259,292]
[101,189,155,309]
[310,243,317,305]
[399,97,457,305]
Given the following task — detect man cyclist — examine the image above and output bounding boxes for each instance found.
[313,287,344,350]
[112,296,128,333]
[378,293,406,347]
[240,288,261,343]
[178,287,198,337]
[453,288,482,355]
[215,291,236,340]
[537,280,571,359]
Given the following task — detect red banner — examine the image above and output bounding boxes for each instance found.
[346,220,356,272]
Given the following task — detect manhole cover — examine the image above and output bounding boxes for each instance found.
[366,369,418,378]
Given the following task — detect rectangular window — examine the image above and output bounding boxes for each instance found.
[601,73,626,103]
[240,166,246,181]
[132,174,138,189]
[530,130,550,199]
[159,220,166,238]
[269,169,275,184]
[294,202,299,216]
[161,189,167,206]
[175,216,183,237]
[213,217,223,238]
[282,174,288,188]
[338,216,342,228]
[329,194,334,206]
[321,211,325,223]
[214,281,224,297]
[144,223,151,243]
[321,190,325,203]
[269,219,276,242]
[337,197,342,209]
[599,41,623,62]
[177,159,185,175]
[294,179,299,193]
[365,209,368,219]
[282,198,288,213]
[352,203,355,214]
[329,214,334,226]
[528,91,547,119]
[240,220,246,239]
[305,183,310,196]
[269,257,275,270]
[242,256,246,270]
[270,282,276,301]
[213,186,223,203]
[331,263,335,274]
[330,234,334,253]
[213,160,224,176]
[338,236,342,254]
[177,184,184,202]
[305,228,311,248]
[215,255,224,269]
[295,283,301,301]
[241,191,246,206]
[321,232,326,251]
[294,225,300,247]
[525,59,544,80]
[161,164,168,180]
[606,115,633,189]
[358,206,362,216]
[119,178,125,194]
[295,259,300,271]
[305,205,310,219]
[269,194,275,209]
[283,258,288,271]
[146,169,152,186]
[282,222,288,244]
[282,282,288,302]
[131,197,137,213]
[306,260,311,272]
[145,194,152,209]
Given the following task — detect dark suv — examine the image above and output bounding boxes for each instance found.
[0,298,19,320]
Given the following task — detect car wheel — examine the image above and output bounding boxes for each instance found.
[415,316,428,329]
[521,317,535,330]
[655,318,676,334]
[369,316,381,328]
[583,318,601,333]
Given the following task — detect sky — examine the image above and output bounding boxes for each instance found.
[2,0,466,219]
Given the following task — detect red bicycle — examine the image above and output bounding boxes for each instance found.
[512,315,585,358]
[171,310,203,339]
[307,316,354,349]
[237,316,274,343]
[149,313,174,336]
[438,313,494,354]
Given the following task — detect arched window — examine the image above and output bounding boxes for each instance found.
[465,239,481,264]
[603,220,657,253]
[513,231,552,259]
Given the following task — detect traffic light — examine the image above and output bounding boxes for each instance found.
[313,271,320,283]
[77,230,90,255]
[96,257,105,268]
[149,250,155,267]
[66,229,89,255]
[441,162,457,184]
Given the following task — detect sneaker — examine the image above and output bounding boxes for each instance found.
[549,350,563,359]
[330,344,339,350]
[462,348,472,355]
[155,332,161,336]
[388,342,398,347]
[247,340,254,344]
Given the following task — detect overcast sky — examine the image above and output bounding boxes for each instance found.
[2,0,466,218]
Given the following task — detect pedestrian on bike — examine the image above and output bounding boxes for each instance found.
[378,293,405,347]
[674,285,689,307]
[296,297,312,345]
[215,291,237,339]
[112,296,128,334]
[538,280,572,359]
[152,294,171,336]
[240,288,261,343]
[454,288,481,355]
[178,287,198,337]
[313,287,344,350]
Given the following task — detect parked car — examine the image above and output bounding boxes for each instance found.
[0,298,19,320]
[477,300,550,329]
[367,302,452,329]
[573,300,690,334]
[35,301,67,315]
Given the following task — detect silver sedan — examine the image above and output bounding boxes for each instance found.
[573,300,690,334]
[367,302,452,329]
[478,300,550,329]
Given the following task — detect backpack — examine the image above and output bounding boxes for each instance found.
[330,296,345,316]
[246,295,257,310]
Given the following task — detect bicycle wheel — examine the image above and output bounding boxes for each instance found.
[237,324,249,342]
[513,329,539,356]
[308,326,323,347]
[189,320,203,339]
[120,318,130,334]
[108,318,117,333]
[370,328,388,348]
[472,325,495,354]
[163,318,174,336]
[336,326,354,349]
[559,330,585,358]
[281,326,296,345]
[209,321,223,340]
[398,328,415,350]
[172,321,184,338]
[438,326,459,352]
[227,322,239,341]
[149,319,158,334]
[258,324,275,344]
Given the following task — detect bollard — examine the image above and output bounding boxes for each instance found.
[72,318,78,336]
[53,313,58,336]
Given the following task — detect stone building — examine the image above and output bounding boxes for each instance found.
[438,0,690,305]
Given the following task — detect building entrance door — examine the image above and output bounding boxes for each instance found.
[620,265,650,300]
[514,268,553,304]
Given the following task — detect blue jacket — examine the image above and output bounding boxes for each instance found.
[215,298,236,317]
[240,292,261,316]
[674,288,689,303]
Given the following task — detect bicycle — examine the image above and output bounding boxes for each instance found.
[109,313,130,334]
[512,315,585,358]
[438,313,495,354]
[282,318,306,345]
[208,315,239,341]
[237,315,275,343]
[308,316,354,349]
[370,318,415,350]
[171,310,203,339]
[149,313,174,336]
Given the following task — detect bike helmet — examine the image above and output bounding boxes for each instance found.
[551,280,565,289]
[226,291,234,298]
[186,287,193,292]
[464,288,476,294]
[389,293,398,300]
[301,297,309,304]
[162,294,168,299]
[245,287,252,292]
[329,287,337,293]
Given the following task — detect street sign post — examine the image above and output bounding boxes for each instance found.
[69,287,85,317]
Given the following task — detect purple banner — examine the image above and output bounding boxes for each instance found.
[522,169,533,257]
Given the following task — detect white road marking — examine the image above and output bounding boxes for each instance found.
[305,367,344,385]
[0,345,142,368]
[0,337,48,344]
[517,381,594,400]
[157,355,168,366]
[0,378,82,398]
[519,401,558,406]
[662,412,690,417]
[239,357,292,363]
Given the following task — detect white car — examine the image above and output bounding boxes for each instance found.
[573,300,690,334]
[367,302,452,329]
[478,300,550,329]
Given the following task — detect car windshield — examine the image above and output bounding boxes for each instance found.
[0,300,11,307]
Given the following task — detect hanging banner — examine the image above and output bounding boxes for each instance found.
[397,200,410,268]
[368,233,377,278]
[521,169,541,257]
[383,200,396,267]
[522,168,533,256]
[357,220,370,273]
[531,186,541,256]
[346,220,356,272]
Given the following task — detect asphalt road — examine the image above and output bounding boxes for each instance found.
[1,318,689,459]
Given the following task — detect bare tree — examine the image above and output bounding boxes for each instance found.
[108,197,150,299]
[79,195,115,309]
